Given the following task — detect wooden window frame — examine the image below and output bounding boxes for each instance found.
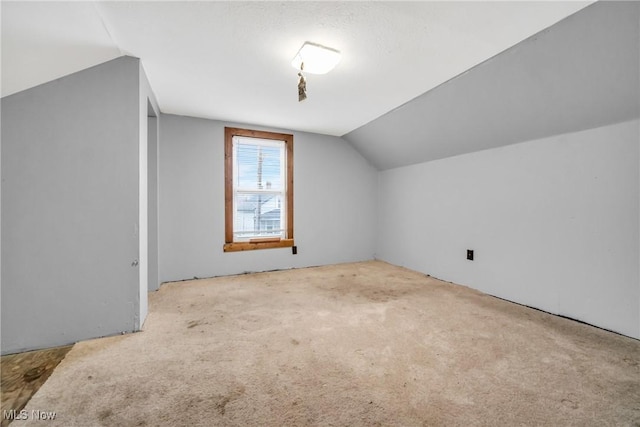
[224,127,294,252]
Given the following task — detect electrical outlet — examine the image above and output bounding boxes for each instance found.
[292,246,297,255]
[467,249,474,261]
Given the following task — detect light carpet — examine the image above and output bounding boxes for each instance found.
[13,261,640,426]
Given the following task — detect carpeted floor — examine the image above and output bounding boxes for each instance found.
[11,261,640,426]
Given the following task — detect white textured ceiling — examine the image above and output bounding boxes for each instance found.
[2,1,591,136]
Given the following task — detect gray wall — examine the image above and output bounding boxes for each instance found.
[1,56,156,354]
[158,114,377,282]
[377,119,640,339]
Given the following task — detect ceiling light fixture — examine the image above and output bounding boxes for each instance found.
[291,41,341,102]
[291,41,341,75]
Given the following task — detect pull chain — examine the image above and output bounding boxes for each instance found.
[298,61,307,102]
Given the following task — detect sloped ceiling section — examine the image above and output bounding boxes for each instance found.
[344,1,640,171]
[0,2,122,97]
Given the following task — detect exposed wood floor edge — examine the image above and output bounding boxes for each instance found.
[1,345,73,427]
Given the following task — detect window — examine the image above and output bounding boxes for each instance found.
[224,127,293,252]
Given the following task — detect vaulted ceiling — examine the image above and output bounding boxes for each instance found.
[3,1,591,139]
[4,1,636,170]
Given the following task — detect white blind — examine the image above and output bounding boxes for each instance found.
[232,136,286,241]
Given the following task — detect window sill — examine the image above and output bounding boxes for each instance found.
[223,239,294,252]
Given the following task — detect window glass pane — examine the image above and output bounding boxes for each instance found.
[235,140,284,191]
[234,193,284,240]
